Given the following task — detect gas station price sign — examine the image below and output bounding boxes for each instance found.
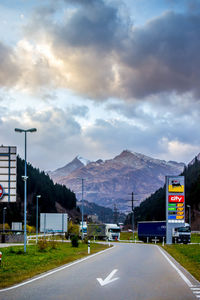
[166,176,185,223]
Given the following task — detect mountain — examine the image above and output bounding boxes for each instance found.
[128,154,200,230]
[50,150,185,212]
[77,200,126,223]
[48,156,90,182]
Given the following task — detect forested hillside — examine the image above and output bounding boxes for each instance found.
[125,157,200,230]
[0,156,77,227]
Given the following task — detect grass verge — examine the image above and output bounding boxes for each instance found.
[0,242,109,288]
[120,231,138,241]
[191,233,200,243]
[162,244,200,282]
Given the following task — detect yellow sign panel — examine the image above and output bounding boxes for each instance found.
[176,216,184,219]
[177,211,184,216]
[177,203,184,207]
[177,207,184,212]
[168,185,184,193]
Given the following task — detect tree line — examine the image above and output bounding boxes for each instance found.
[125,157,200,227]
[0,156,77,227]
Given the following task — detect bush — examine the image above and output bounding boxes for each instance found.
[83,237,88,244]
[71,235,79,247]
[48,240,58,250]
[38,238,48,251]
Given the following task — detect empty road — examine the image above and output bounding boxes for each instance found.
[0,243,199,300]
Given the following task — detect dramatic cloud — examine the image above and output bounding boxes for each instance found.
[11,1,199,101]
[0,42,21,87]
[1,0,200,171]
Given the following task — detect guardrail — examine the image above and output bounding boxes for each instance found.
[27,233,65,243]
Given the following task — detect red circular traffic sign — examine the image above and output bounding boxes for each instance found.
[0,184,4,199]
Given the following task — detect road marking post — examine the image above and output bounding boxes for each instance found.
[0,252,2,266]
[88,240,90,254]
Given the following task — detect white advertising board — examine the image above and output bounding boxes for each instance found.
[0,146,17,202]
[12,222,22,231]
[40,213,68,233]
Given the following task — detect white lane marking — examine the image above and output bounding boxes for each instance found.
[0,245,115,292]
[194,291,200,294]
[192,288,200,290]
[157,247,192,287]
[97,269,119,286]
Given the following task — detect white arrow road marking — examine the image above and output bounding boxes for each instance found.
[97,269,119,286]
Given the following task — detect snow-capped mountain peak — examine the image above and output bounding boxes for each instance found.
[76,155,90,166]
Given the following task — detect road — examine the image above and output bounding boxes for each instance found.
[0,243,199,300]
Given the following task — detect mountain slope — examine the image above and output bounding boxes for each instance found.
[49,156,90,182]
[130,155,200,230]
[50,150,184,212]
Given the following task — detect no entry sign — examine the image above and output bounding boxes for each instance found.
[0,184,4,199]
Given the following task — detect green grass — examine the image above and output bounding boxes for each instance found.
[0,241,109,288]
[191,233,200,243]
[163,244,200,282]
[120,231,138,241]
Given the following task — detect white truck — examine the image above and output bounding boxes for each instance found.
[172,223,191,244]
[105,223,121,241]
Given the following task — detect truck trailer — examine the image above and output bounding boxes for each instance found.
[87,224,106,239]
[138,221,191,244]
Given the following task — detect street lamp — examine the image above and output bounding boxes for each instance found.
[187,205,191,227]
[36,195,41,244]
[15,127,37,252]
[77,178,85,240]
[3,207,7,233]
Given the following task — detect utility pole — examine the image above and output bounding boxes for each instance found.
[81,178,84,241]
[113,203,118,224]
[131,192,134,240]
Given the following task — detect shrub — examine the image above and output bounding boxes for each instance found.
[38,238,48,251]
[71,235,79,247]
[48,240,58,250]
[83,237,88,244]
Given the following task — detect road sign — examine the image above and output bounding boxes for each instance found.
[166,176,185,244]
[0,146,17,202]
[0,184,4,199]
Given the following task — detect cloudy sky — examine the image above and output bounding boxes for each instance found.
[1,0,200,171]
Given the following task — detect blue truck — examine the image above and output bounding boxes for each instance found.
[138,221,191,244]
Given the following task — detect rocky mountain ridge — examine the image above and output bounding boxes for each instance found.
[49,150,185,212]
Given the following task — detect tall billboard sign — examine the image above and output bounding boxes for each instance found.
[40,213,68,233]
[0,146,17,202]
[166,176,185,244]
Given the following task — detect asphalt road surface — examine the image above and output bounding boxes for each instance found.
[0,243,199,300]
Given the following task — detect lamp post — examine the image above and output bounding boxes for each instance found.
[3,207,7,233]
[187,205,191,227]
[15,127,37,252]
[36,195,41,244]
[81,178,84,240]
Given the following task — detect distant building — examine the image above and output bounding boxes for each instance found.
[87,214,99,223]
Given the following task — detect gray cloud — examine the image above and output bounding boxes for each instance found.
[0,42,21,87]
[18,1,200,101]
[55,0,126,51]
[119,11,200,98]
[69,105,89,117]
